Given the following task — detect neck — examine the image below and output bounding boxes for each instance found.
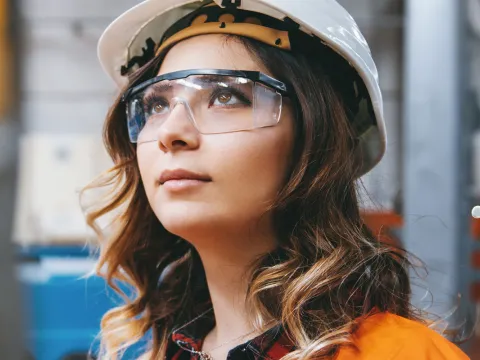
[192,227,277,350]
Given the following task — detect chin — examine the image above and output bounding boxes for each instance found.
[155,205,222,238]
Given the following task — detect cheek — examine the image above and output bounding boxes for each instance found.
[212,119,294,209]
[225,138,288,183]
[136,146,158,201]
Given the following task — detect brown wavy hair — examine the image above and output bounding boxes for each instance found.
[82,34,423,359]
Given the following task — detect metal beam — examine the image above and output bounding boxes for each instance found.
[403,0,467,317]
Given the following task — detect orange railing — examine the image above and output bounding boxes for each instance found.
[362,211,404,248]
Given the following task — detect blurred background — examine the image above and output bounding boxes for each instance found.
[0,0,478,359]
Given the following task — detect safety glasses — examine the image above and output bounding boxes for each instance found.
[121,69,292,143]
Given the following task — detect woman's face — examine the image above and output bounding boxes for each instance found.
[137,34,295,242]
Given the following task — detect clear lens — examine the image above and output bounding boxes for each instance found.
[126,74,283,143]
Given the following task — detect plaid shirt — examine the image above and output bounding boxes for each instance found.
[164,311,472,360]
[165,311,295,359]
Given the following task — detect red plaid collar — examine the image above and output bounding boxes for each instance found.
[166,310,294,359]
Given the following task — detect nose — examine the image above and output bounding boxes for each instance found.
[157,101,200,153]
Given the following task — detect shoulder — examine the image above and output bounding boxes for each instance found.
[335,312,470,360]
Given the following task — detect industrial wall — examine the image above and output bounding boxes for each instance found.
[4,0,478,357]
[13,0,404,245]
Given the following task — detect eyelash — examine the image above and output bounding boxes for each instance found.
[142,85,252,114]
[143,93,167,114]
[208,87,252,107]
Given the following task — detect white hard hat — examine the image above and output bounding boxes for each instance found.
[97,0,386,176]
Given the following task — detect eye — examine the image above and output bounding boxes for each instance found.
[209,88,251,108]
[216,93,234,105]
[152,103,166,114]
[143,96,169,116]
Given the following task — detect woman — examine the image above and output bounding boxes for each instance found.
[87,0,470,359]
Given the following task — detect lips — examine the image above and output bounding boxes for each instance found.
[158,169,212,185]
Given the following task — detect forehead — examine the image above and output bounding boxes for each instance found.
[158,34,270,76]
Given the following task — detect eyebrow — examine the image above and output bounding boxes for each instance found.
[142,82,174,100]
[142,75,248,98]
[195,75,228,83]
[149,82,173,93]
[194,75,247,84]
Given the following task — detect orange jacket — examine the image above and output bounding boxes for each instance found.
[336,312,470,359]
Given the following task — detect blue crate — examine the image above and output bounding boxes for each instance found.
[18,250,145,360]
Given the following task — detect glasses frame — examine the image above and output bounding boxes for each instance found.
[121,68,293,103]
